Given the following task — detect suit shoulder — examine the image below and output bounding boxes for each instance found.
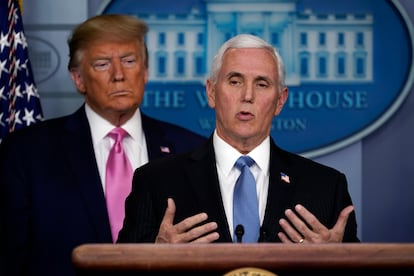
[138,149,193,174]
[280,147,344,176]
[141,113,207,149]
[0,112,82,158]
[150,116,205,138]
[2,115,68,141]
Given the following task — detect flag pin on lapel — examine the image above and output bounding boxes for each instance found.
[160,146,171,153]
[280,172,290,184]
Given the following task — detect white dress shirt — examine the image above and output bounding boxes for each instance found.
[85,104,149,192]
[213,130,270,239]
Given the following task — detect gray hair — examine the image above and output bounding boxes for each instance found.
[209,34,286,92]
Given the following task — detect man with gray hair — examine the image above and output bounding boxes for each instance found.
[118,34,359,244]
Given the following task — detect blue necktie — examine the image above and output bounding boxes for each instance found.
[233,156,260,243]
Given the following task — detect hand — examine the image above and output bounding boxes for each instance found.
[277,204,354,244]
[155,198,220,243]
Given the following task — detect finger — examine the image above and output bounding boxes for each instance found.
[179,221,218,242]
[332,205,354,238]
[191,231,220,243]
[294,204,325,234]
[174,212,209,234]
[160,198,176,227]
[279,217,303,242]
[284,208,313,236]
[157,200,212,243]
[277,231,294,243]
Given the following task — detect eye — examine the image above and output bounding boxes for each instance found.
[122,57,137,68]
[256,81,269,88]
[92,60,110,71]
[255,77,273,89]
[228,77,242,86]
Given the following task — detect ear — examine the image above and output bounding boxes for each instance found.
[206,78,216,108]
[274,87,288,116]
[69,68,86,94]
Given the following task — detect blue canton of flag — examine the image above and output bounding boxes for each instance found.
[0,0,43,143]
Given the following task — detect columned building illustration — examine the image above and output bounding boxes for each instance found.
[134,0,373,86]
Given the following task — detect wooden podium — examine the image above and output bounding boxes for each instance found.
[72,243,414,275]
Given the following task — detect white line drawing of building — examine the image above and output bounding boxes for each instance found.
[128,0,373,86]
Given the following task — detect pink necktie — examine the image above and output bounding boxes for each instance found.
[105,127,133,242]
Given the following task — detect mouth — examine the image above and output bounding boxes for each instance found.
[110,90,129,96]
[237,111,254,120]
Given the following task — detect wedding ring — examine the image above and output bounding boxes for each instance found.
[298,238,304,243]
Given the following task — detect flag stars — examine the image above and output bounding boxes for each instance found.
[25,83,39,100]
[11,110,21,126]
[1,0,44,141]
[0,33,10,52]
[0,86,7,100]
[21,58,30,76]
[0,59,9,78]
[13,58,22,75]
[14,85,24,99]
[22,108,36,126]
[0,113,6,127]
[14,31,28,49]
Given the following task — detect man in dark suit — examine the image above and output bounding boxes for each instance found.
[118,34,359,244]
[0,15,206,276]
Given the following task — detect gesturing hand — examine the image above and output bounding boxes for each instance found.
[155,198,220,243]
[278,204,354,244]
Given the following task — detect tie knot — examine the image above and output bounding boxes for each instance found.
[108,127,128,142]
[235,156,255,170]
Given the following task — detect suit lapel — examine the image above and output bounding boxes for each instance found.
[180,137,296,243]
[62,107,112,242]
[260,139,296,242]
[184,137,233,242]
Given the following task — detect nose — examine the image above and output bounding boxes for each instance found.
[242,83,254,103]
[111,60,125,82]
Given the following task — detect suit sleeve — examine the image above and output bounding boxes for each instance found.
[117,165,164,243]
[336,172,360,242]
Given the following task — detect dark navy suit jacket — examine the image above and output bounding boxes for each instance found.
[118,135,359,244]
[0,106,206,276]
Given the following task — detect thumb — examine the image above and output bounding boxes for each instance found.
[160,198,176,226]
[332,205,354,240]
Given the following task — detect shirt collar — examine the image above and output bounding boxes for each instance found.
[213,130,270,176]
[85,103,143,144]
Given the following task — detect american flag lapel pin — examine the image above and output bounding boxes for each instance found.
[280,172,290,184]
[160,146,171,153]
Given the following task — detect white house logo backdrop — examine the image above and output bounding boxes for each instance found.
[101,0,413,158]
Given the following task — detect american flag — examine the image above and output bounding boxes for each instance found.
[160,146,171,153]
[280,172,290,184]
[0,0,43,143]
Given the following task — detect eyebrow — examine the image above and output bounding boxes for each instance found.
[92,52,137,61]
[225,71,274,85]
[255,75,274,85]
[225,71,243,79]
